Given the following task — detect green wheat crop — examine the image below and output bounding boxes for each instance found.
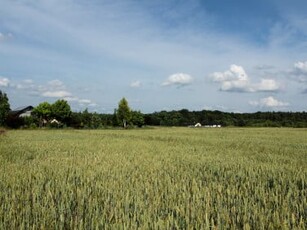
[0,128,306,229]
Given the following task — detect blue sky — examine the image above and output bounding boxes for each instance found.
[0,0,307,113]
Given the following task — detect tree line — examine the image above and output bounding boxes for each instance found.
[0,92,145,129]
[144,109,307,128]
[1,90,307,128]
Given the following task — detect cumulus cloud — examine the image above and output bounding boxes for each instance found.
[78,98,97,107]
[78,99,92,104]
[35,79,71,98]
[288,61,307,93]
[88,103,98,107]
[0,77,10,87]
[64,97,97,107]
[42,90,72,98]
[40,80,97,107]
[15,79,36,90]
[130,80,141,88]
[211,65,280,92]
[63,96,79,102]
[249,96,289,108]
[162,73,193,87]
[17,79,66,94]
[11,78,98,108]
[295,61,307,72]
[212,65,251,92]
[47,79,66,89]
[212,65,248,82]
[255,79,280,91]
[291,61,307,82]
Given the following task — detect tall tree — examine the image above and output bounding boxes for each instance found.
[116,97,131,128]
[32,102,52,126]
[51,99,71,123]
[131,110,145,127]
[112,109,119,127]
[0,90,10,126]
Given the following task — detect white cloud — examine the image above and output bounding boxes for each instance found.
[0,77,10,87]
[130,80,141,88]
[212,65,252,92]
[63,96,78,102]
[47,79,66,89]
[64,97,97,107]
[42,90,72,98]
[211,65,280,92]
[32,79,72,98]
[16,79,68,95]
[15,79,36,90]
[77,98,98,108]
[162,73,193,87]
[88,103,98,107]
[78,99,92,104]
[294,61,307,72]
[255,79,280,91]
[11,78,99,108]
[249,96,289,108]
[291,61,307,82]
[212,65,248,82]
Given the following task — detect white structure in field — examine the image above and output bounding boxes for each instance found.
[195,123,202,127]
[50,119,60,124]
[204,125,222,128]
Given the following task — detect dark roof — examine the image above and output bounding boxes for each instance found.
[9,106,34,116]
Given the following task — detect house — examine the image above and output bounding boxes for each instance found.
[50,119,60,124]
[195,123,202,127]
[9,106,34,118]
[204,124,222,128]
[6,106,34,128]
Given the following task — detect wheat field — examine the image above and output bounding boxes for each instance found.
[0,128,306,229]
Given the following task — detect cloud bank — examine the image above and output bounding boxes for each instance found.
[291,61,307,82]
[211,65,280,92]
[249,96,289,109]
[6,77,97,109]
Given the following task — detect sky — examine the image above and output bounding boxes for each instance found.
[0,0,307,113]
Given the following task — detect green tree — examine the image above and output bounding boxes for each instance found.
[0,90,10,126]
[32,102,52,122]
[51,99,71,123]
[116,98,131,128]
[69,112,82,128]
[112,109,119,127]
[131,110,145,127]
[81,108,91,128]
[91,112,101,129]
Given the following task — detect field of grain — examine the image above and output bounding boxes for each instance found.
[0,128,306,229]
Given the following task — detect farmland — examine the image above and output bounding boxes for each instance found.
[0,128,306,229]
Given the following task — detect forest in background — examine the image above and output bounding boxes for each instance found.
[1,90,307,128]
[10,108,307,129]
[68,109,307,128]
